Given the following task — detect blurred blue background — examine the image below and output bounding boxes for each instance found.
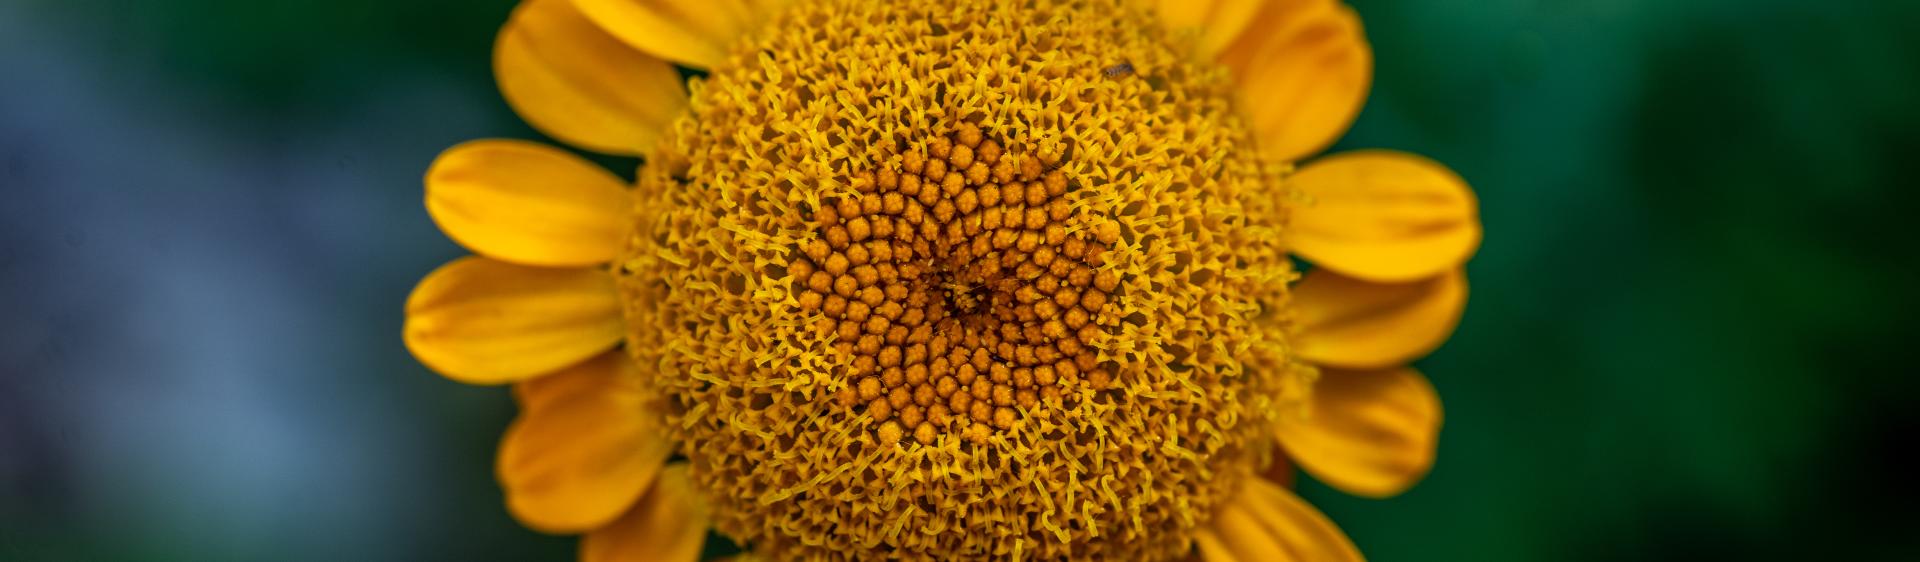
[2,0,1916,560]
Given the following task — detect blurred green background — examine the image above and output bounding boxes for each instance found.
[2,0,1916,560]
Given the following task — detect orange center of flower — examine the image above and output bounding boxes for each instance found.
[792,124,1119,445]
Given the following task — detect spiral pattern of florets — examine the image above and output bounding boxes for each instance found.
[614,0,1313,559]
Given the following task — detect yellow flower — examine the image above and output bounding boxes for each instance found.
[404,0,1481,560]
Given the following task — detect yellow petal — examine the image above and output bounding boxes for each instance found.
[1193,528,1246,562]
[1147,0,1263,59]
[496,0,687,155]
[581,463,709,562]
[426,140,631,267]
[1219,0,1371,162]
[1293,267,1466,370]
[1290,150,1482,282]
[1277,367,1441,498]
[1197,477,1364,562]
[572,0,754,69]
[742,0,791,25]
[403,257,623,384]
[499,353,674,533]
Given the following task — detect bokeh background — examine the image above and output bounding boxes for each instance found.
[3,0,1917,560]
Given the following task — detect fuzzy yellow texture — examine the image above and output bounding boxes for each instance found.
[613,0,1314,559]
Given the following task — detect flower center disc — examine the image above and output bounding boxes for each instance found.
[797,123,1119,447]
[614,0,1305,559]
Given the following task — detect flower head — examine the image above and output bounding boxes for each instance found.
[406,0,1480,560]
